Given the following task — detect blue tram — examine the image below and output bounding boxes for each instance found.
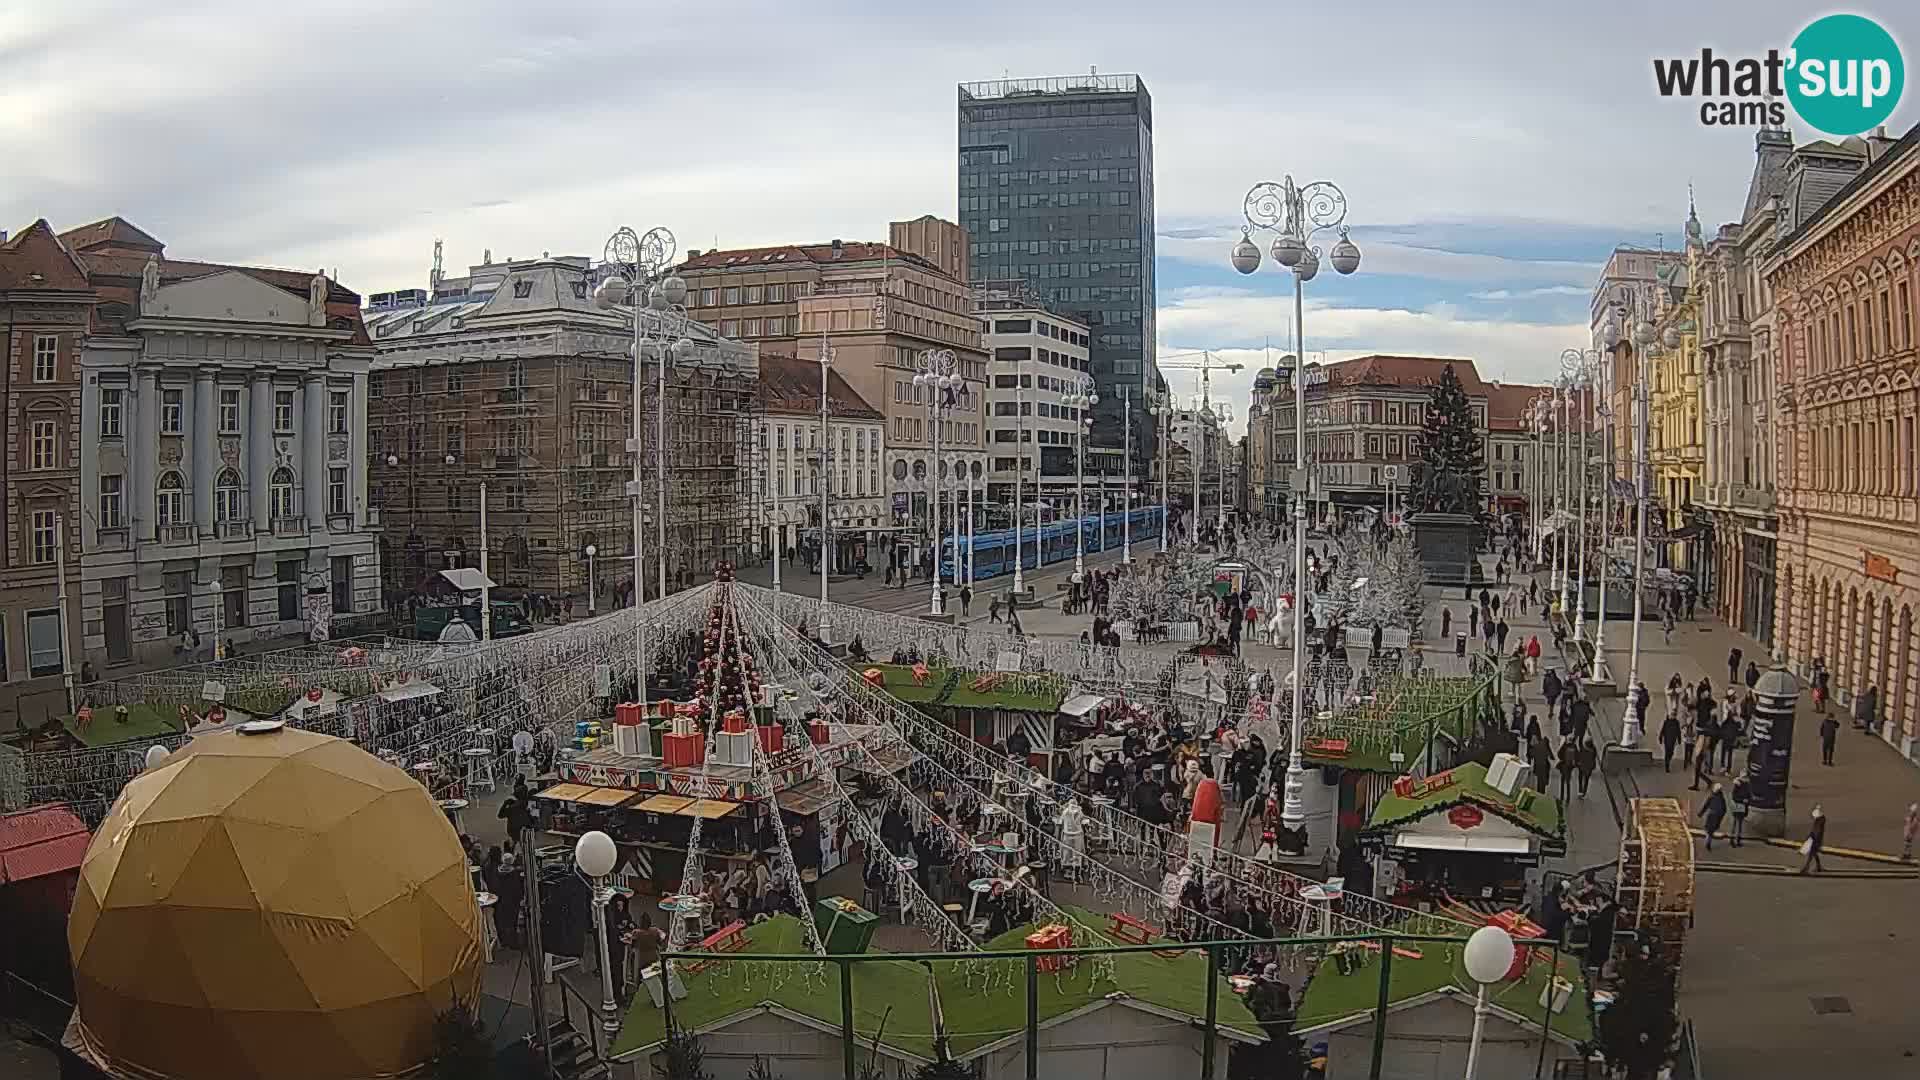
[938,505,1164,582]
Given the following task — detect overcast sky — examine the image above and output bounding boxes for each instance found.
[5,0,1915,423]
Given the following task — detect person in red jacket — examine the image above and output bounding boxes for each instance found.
[1525,634,1542,675]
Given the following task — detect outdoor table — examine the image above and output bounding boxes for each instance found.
[438,797,469,834]
[972,839,1024,873]
[475,892,498,963]
[892,856,919,923]
[658,894,709,915]
[411,762,436,786]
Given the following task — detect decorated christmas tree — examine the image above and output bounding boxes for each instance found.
[1408,363,1485,517]
[1596,939,1681,1080]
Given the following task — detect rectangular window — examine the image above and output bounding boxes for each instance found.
[219,388,241,432]
[765,316,785,336]
[744,318,761,336]
[164,571,192,636]
[102,577,131,664]
[332,556,353,614]
[720,320,738,337]
[28,510,56,565]
[329,391,349,434]
[767,283,787,303]
[32,334,57,382]
[328,467,348,515]
[446,370,464,392]
[745,286,763,303]
[100,387,123,437]
[25,609,62,678]
[161,389,183,433]
[222,565,248,629]
[29,419,57,469]
[274,390,295,432]
[276,559,302,622]
[723,286,741,305]
[700,288,717,306]
[98,475,125,528]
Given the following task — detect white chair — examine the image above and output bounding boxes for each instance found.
[462,747,496,794]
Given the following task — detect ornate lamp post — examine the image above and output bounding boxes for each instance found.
[913,349,962,617]
[584,543,598,615]
[1621,293,1659,744]
[1213,401,1236,535]
[594,225,691,708]
[1232,174,1361,846]
[1121,384,1134,562]
[1065,373,1098,576]
[816,336,835,642]
[1147,388,1173,552]
[1012,374,1030,598]
[1562,349,1601,639]
[573,831,622,1038]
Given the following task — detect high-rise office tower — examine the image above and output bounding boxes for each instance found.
[958,72,1155,458]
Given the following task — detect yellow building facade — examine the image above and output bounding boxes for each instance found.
[1648,212,1710,572]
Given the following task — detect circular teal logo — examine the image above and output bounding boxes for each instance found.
[1787,14,1904,136]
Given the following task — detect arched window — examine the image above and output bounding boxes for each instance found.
[157,471,186,527]
[271,466,296,519]
[215,468,244,523]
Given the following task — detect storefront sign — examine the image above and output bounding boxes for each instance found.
[1863,551,1899,584]
[1447,805,1485,830]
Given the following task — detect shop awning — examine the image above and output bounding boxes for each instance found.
[635,794,696,814]
[773,779,836,816]
[684,799,742,819]
[573,787,640,808]
[377,681,442,703]
[439,568,497,592]
[536,783,603,803]
[1390,831,1534,855]
[1059,693,1107,718]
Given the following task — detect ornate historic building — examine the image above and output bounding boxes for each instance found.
[0,222,91,728]
[1769,124,1920,758]
[1650,211,1706,575]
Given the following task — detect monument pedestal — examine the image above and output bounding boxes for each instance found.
[1602,744,1654,774]
[1410,512,1480,586]
[1746,807,1788,839]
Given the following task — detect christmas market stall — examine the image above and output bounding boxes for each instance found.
[1359,759,1565,905]
[859,663,1071,768]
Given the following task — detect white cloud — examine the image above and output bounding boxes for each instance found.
[1468,285,1590,300]
[1158,229,1600,287]
[1155,290,1581,423]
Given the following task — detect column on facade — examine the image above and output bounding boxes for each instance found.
[250,372,274,531]
[134,370,160,541]
[302,374,326,532]
[351,372,370,528]
[192,372,217,532]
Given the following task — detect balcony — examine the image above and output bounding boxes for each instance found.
[218,520,252,540]
[272,516,308,538]
[95,526,129,552]
[160,523,198,545]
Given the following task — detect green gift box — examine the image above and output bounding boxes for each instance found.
[814,895,879,955]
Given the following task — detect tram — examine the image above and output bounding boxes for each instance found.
[937,505,1164,581]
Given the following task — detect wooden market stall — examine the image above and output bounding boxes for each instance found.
[1360,760,1565,906]
[858,663,1071,769]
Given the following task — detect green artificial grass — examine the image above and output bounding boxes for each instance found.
[1294,940,1593,1044]
[60,703,182,747]
[611,906,1261,1060]
[1366,761,1563,838]
[859,663,1067,715]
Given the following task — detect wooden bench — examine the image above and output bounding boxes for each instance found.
[1107,912,1159,946]
[683,920,749,974]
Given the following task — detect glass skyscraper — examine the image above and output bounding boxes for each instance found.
[958,73,1156,455]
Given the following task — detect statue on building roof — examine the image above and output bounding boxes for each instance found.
[309,272,329,326]
[139,254,160,305]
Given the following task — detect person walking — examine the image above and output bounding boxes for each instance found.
[1441,606,1453,639]
[1528,736,1552,794]
[1744,660,1760,690]
[1556,740,1576,804]
[1659,711,1682,771]
[1628,679,1650,744]
[1699,783,1727,851]
[1495,618,1510,654]
[1726,647,1743,690]
[1468,605,1480,641]
[1690,725,1714,791]
[1728,777,1750,847]
[1575,737,1598,798]
[958,583,972,618]
[1819,711,1839,766]
[988,596,1002,624]
[1810,658,1830,714]
[1661,609,1675,645]
[1525,634,1541,676]
[1798,805,1827,874]
[1904,803,1919,862]
[1719,713,1741,773]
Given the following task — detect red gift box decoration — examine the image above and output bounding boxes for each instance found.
[1488,910,1541,979]
[1025,924,1074,972]
[662,731,706,769]
[615,702,644,727]
[723,710,750,735]
[807,719,830,746]
[755,725,784,755]
[1392,775,1416,798]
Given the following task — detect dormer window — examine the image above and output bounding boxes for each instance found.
[513,279,533,299]
[571,281,588,299]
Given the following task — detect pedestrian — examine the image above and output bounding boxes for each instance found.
[1629,679,1650,741]
[1700,783,1727,850]
[1543,668,1563,711]
[988,596,1002,624]
[1744,660,1760,689]
[1728,777,1749,847]
[1904,803,1919,862]
[1525,634,1541,675]
[1819,711,1839,765]
[1529,737,1552,794]
[1441,607,1453,639]
[1662,609,1674,645]
[1576,738,1597,798]
[958,584,972,618]
[1726,646,1743,689]
[1659,711,1682,771]
[1495,618,1510,654]
[1854,683,1880,734]
[1555,740,1576,803]
[1468,605,1480,640]
[1528,579,1538,606]
[1490,592,1501,616]
[1798,805,1827,874]
[1690,729,1713,791]
[1810,658,1830,714]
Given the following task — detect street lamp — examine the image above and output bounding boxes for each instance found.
[1591,332,1618,684]
[595,224,691,712]
[585,544,598,615]
[1121,384,1135,562]
[1065,373,1098,576]
[1562,348,1603,645]
[1462,924,1517,1080]
[913,348,962,618]
[1622,294,1658,746]
[966,460,982,588]
[573,830,623,1039]
[1012,373,1030,600]
[1233,174,1361,848]
[1213,401,1236,535]
[1146,389,1173,552]
[815,336,835,642]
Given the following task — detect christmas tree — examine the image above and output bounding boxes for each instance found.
[1595,939,1681,1080]
[1408,363,1484,516]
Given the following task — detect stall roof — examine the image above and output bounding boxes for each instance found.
[1390,831,1533,855]
[376,681,442,703]
[439,568,497,592]
[536,783,603,803]
[1059,693,1106,718]
[574,787,641,808]
[684,799,742,819]
[846,742,914,777]
[635,794,695,814]
[1365,761,1564,840]
[863,663,1068,714]
[774,778,836,816]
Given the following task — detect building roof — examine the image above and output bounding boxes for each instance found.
[1365,761,1564,840]
[1778,123,1920,251]
[0,219,93,293]
[1316,355,1491,395]
[57,216,164,256]
[0,804,89,884]
[681,240,942,276]
[757,353,883,420]
[1484,382,1554,433]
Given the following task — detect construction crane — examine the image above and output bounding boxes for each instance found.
[1153,350,1245,540]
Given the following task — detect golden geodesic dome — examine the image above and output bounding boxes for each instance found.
[68,723,482,1080]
